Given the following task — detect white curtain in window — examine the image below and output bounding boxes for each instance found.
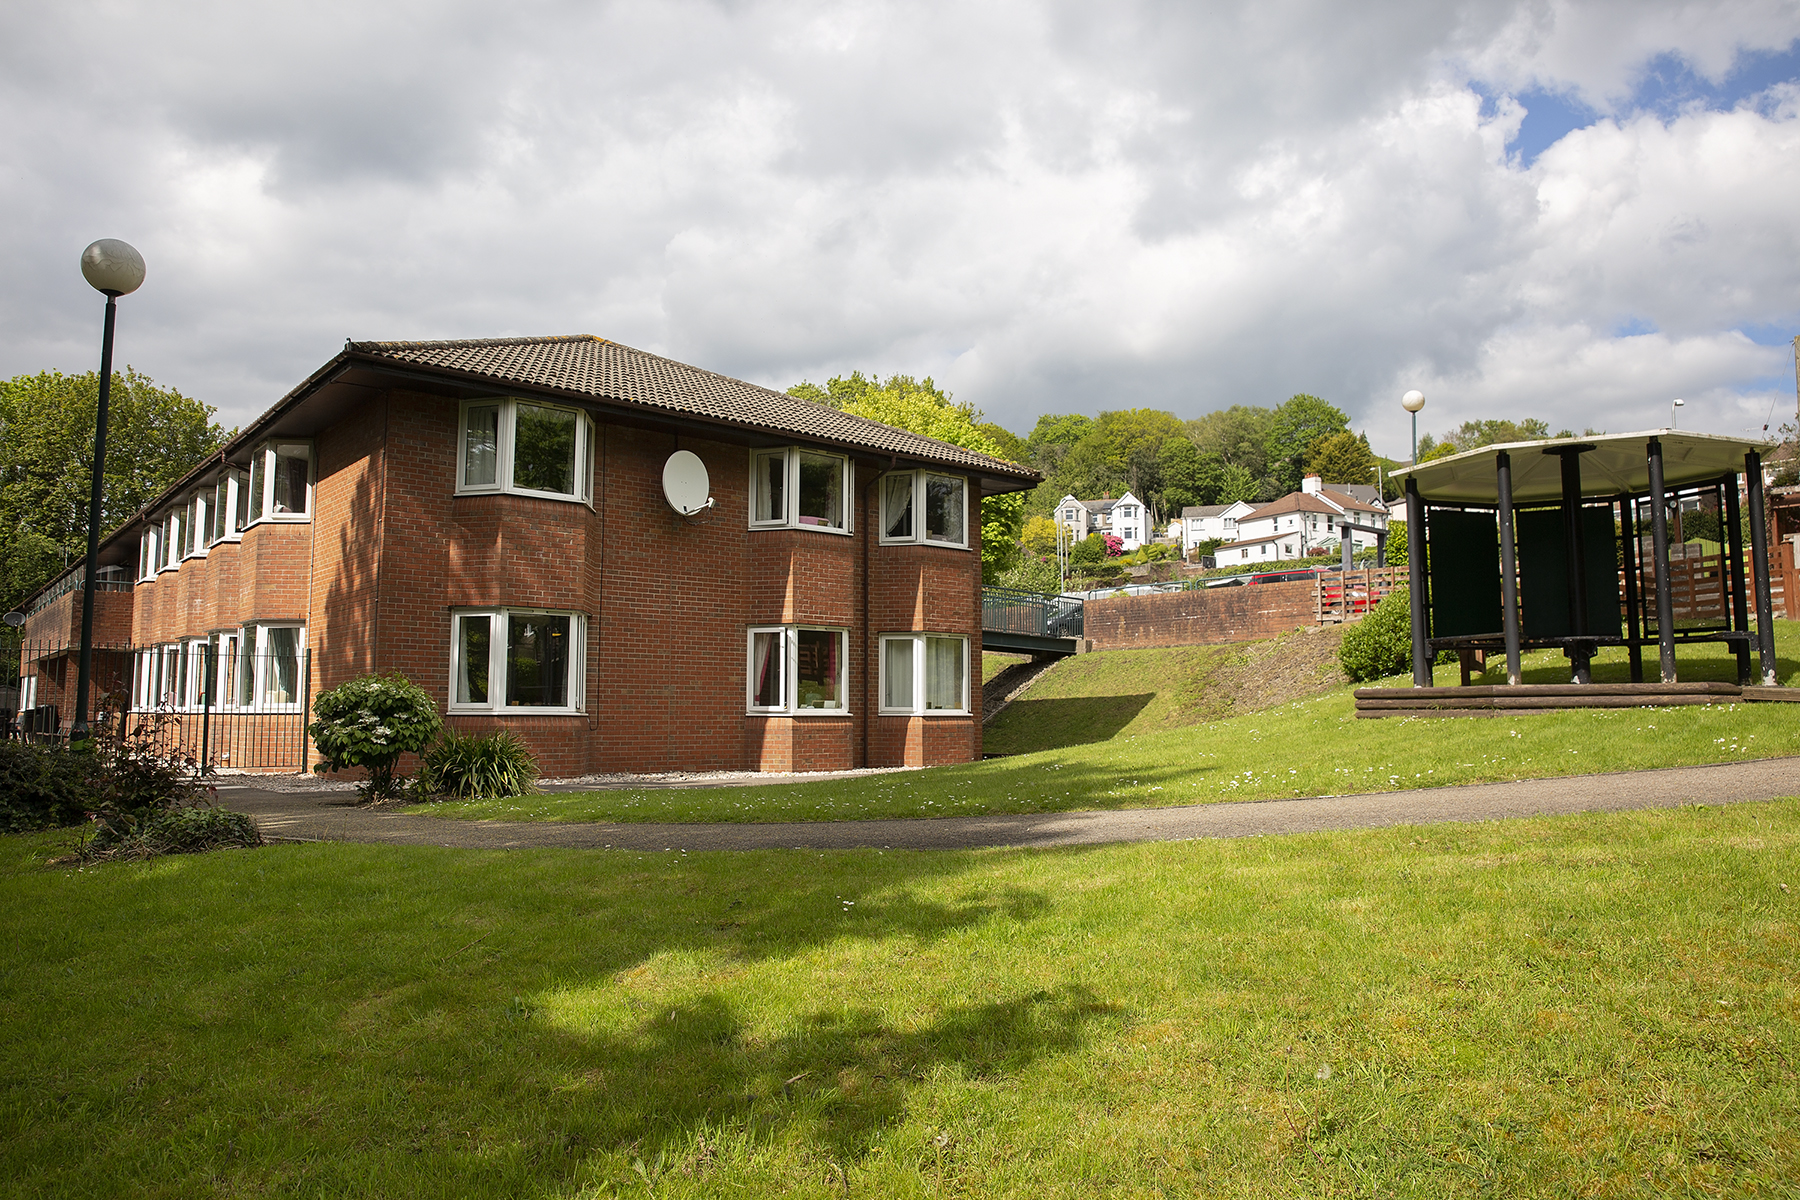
[263,627,300,705]
[925,637,962,710]
[883,637,914,709]
[884,475,913,539]
[754,452,785,523]
[463,405,500,486]
[751,630,782,707]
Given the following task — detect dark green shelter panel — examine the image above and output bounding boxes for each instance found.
[1517,507,1622,639]
[1426,510,1500,637]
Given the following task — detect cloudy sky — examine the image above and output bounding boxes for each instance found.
[3,1,1797,457]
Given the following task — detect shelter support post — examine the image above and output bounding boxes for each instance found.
[1647,438,1677,683]
[1406,479,1430,686]
[1340,525,1352,571]
[1724,470,1752,685]
[1746,451,1777,685]
[1495,451,1522,685]
[1554,447,1592,684]
[1619,493,1644,683]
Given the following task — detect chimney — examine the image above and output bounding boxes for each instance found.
[1302,474,1322,494]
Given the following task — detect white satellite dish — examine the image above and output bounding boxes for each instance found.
[662,450,714,515]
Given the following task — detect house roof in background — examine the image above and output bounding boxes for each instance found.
[348,336,1038,484]
[1242,493,1341,520]
[1180,504,1233,518]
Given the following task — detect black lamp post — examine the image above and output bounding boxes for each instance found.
[71,239,145,746]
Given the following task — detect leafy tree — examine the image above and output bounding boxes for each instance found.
[1218,462,1259,504]
[786,372,1026,581]
[1306,431,1376,486]
[1024,413,1095,475]
[1264,394,1349,494]
[0,369,229,613]
[1385,519,1408,567]
[1441,418,1551,453]
[977,422,1031,466]
[1188,405,1274,483]
[1159,437,1225,511]
[1020,515,1061,559]
[1068,532,1106,569]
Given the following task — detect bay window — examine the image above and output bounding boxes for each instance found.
[879,470,967,547]
[749,448,851,533]
[210,471,245,544]
[138,526,160,581]
[450,608,585,712]
[161,509,183,571]
[746,625,848,714]
[457,399,594,503]
[879,633,969,715]
[245,440,313,524]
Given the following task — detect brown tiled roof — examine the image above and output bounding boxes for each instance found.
[347,335,1037,483]
[1315,487,1384,514]
[1242,493,1341,520]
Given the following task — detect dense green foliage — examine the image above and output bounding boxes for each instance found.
[416,730,539,800]
[1339,586,1416,682]
[787,372,1026,581]
[1304,429,1377,485]
[309,674,443,799]
[0,369,228,612]
[1385,517,1408,566]
[0,740,94,832]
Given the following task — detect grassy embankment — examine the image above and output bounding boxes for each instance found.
[4,801,1796,1196]
[413,622,1800,826]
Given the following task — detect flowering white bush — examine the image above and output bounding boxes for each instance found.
[308,673,442,799]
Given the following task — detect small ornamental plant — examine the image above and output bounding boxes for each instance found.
[308,673,442,800]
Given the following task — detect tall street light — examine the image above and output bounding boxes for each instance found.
[1402,390,1426,463]
[72,239,145,746]
[1671,397,1685,429]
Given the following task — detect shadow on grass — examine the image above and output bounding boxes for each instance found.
[984,693,1155,755]
[526,983,1122,1171]
[1475,641,1800,688]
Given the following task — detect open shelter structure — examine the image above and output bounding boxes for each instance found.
[1366,431,1784,714]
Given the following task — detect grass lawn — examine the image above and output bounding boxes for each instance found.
[3,801,1796,1196]
[412,623,1800,827]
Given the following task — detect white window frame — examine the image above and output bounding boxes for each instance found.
[747,447,853,535]
[877,633,970,715]
[183,491,209,560]
[878,470,970,549]
[138,526,160,582]
[744,625,850,715]
[448,608,587,714]
[160,510,182,572]
[243,439,315,526]
[18,673,36,713]
[237,623,307,711]
[455,398,595,505]
[210,471,246,545]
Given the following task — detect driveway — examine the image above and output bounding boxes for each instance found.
[218,756,1800,852]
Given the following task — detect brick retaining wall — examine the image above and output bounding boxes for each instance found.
[1086,580,1319,650]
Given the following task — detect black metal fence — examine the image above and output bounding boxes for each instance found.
[0,638,312,772]
[981,587,1085,640]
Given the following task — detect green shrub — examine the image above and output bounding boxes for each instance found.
[1339,587,1417,682]
[416,730,538,801]
[309,674,443,800]
[0,740,96,833]
[86,804,262,860]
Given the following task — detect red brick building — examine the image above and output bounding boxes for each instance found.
[20,336,1038,774]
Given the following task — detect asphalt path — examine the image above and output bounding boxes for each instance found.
[219,757,1800,852]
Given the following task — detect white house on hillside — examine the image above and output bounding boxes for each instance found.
[1056,491,1150,551]
[1172,500,1257,556]
[1234,476,1389,558]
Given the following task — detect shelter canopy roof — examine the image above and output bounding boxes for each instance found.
[1391,430,1772,505]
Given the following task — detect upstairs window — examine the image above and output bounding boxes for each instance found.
[880,471,967,547]
[457,399,594,503]
[749,448,850,533]
[246,440,313,523]
[210,471,245,544]
[137,526,160,582]
[879,633,969,714]
[746,626,848,713]
[450,608,586,712]
[161,509,183,571]
[184,491,208,557]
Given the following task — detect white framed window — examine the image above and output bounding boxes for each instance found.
[450,608,586,713]
[245,440,314,524]
[879,470,968,548]
[183,492,208,558]
[456,399,594,504]
[745,625,849,714]
[159,510,183,572]
[18,674,36,712]
[748,448,851,533]
[137,526,160,582]
[210,471,245,545]
[878,633,969,715]
[242,623,306,710]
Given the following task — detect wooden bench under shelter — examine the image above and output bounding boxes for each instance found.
[1357,430,1788,716]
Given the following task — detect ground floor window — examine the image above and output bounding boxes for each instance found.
[451,608,585,712]
[131,624,305,713]
[878,633,968,715]
[746,625,848,714]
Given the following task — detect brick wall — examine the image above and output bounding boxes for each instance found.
[1085,580,1319,650]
